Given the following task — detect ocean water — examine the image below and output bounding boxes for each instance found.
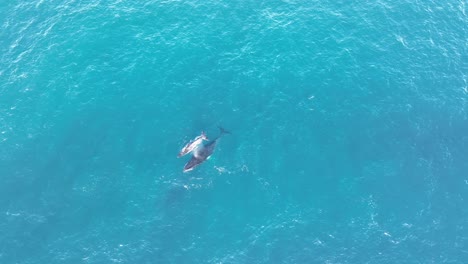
[1,0,467,263]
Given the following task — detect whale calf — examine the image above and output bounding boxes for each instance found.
[178,132,208,158]
[183,127,230,172]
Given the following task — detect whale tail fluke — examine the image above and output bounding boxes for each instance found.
[218,126,231,136]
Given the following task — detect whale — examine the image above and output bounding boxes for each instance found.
[183,127,230,172]
[177,132,208,158]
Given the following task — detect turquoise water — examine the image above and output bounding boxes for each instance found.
[1,0,467,263]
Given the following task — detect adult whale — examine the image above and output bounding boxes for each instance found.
[183,127,230,172]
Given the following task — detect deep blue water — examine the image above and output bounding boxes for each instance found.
[1,0,467,263]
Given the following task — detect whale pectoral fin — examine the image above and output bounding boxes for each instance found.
[201,131,209,141]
